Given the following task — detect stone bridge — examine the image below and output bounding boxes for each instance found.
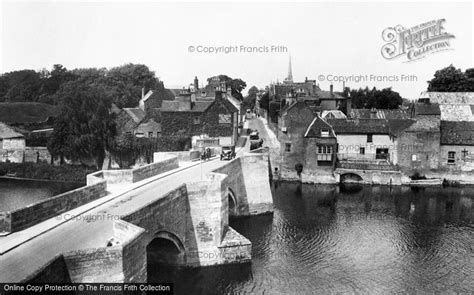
[334,168,406,185]
[0,151,273,283]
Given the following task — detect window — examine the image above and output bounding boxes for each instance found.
[148,132,153,138]
[193,117,201,125]
[321,129,329,137]
[317,145,332,154]
[462,149,468,159]
[219,114,231,124]
[317,145,333,161]
[360,147,365,154]
[448,151,456,164]
[285,143,291,152]
[367,134,373,143]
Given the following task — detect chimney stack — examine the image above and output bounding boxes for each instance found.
[330,84,333,96]
[215,90,223,101]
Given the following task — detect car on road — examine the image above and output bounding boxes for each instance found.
[249,131,259,140]
[246,109,253,120]
[249,131,264,150]
[220,145,236,160]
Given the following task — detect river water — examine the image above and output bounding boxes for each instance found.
[149,182,474,294]
[0,178,83,211]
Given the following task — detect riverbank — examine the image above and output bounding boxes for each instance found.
[0,162,96,183]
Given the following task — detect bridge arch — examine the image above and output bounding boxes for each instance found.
[228,187,238,217]
[151,230,185,252]
[146,230,186,266]
[340,173,363,183]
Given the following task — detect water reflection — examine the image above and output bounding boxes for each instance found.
[148,183,474,294]
[0,178,83,211]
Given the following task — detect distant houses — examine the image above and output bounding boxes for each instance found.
[271,90,474,182]
[114,76,241,148]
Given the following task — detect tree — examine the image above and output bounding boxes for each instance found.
[107,63,162,108]
[427,65,474,92]
[259,92,269,111]
[207,75,247,101]
[1,70,42,102]
[349,87,403,109]
[242,86,258,110]
[49,78,116,169]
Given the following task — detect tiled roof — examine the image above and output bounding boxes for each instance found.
[161,100,213,113]
[315,90,344,99]
[321,110,347,119]
[387,119,416,136]
[137,118,162,132]
[304,116,336,137]
[350,108,409,119]
[193,101,214,112]
[220,97,239,113]
[122,108,146,124]
[419,92,474,104]
[405,115,440,132]
[327,118,389,134]
[440,121,474,145]
[327,118,414,136]
[439,104,474,121]
[414,103,441,115]
[0,122,24,139]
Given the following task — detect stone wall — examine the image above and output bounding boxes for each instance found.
[24,255,72,283]
[63,246,124,282]
[133,155,178,182]
[0,149,23,163]
[213,153,273,216]
[185,173,228,266]
[439,145,474,172]
[335,168,406,185]
[24,147,52,163]
[121,185,190,265]
[397,129,440,174]
[86,155,179,187]
[154,151,199,163]
[2,180,107,233]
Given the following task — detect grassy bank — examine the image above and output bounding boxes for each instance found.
[0,162,96,183]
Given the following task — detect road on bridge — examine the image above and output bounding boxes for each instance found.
[0,138,252,282]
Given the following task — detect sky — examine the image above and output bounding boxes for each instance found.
[0,1,473,99]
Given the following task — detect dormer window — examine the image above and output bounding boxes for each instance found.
[321,129,329,137]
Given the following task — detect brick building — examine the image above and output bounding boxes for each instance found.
[277,100,316,178]
[115,91,162,138]
[398,102,441,173]
[303,115,337,170]
[439,121,474,171]
[161,91,239,146]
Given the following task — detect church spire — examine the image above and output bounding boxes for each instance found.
[285,55,293,83]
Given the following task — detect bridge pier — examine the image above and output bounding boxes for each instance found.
[21,152,274,283]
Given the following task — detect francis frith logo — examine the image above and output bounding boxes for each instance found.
[381,19,455,62]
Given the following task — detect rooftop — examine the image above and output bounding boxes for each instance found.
[419,92,474,104]
[122,108,146,123]
[304,116,336,138]
[349,108,409,119]
[440,121,474,145]
[0,122,24,139]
